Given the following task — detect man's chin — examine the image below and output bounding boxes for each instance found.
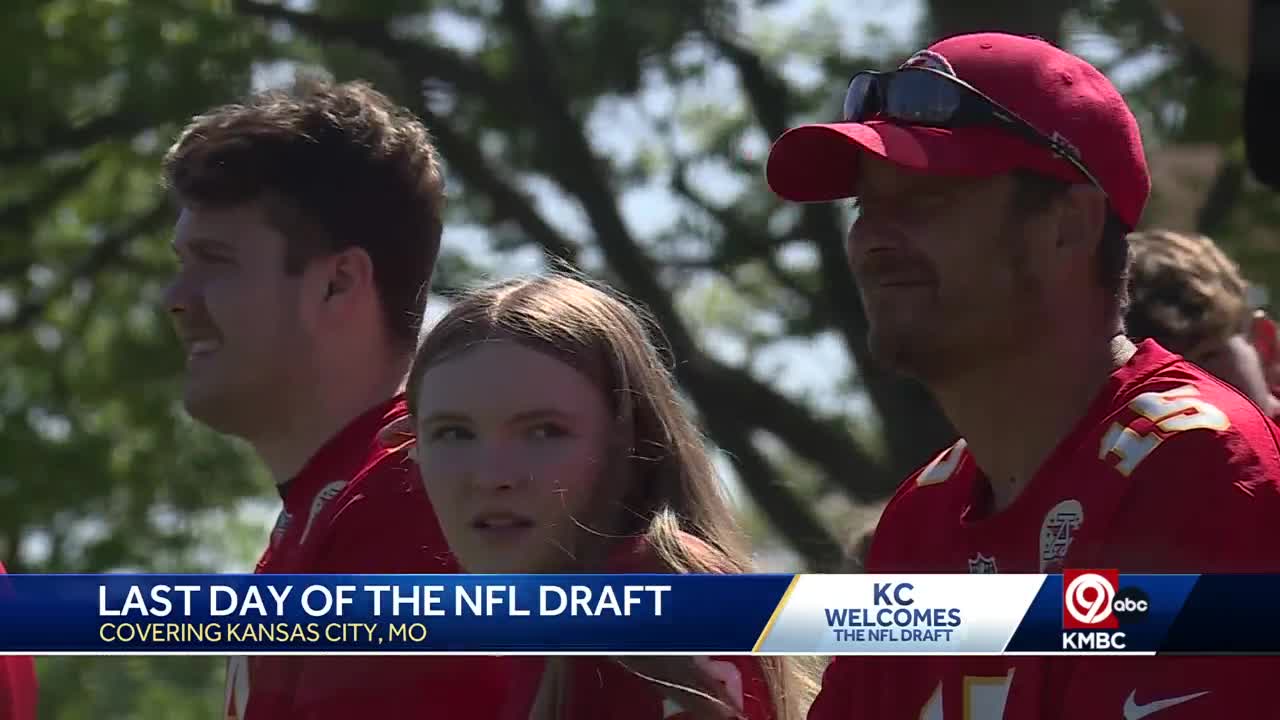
[181,381,255,436]
[867,328,927,377]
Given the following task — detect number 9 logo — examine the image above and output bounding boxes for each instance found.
[1065,573,1115,625]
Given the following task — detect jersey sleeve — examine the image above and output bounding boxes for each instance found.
[1051,396,1280,714]
[1116,404,1280,572]
[1040,656,1280,718]
[805,657,868,720]
[804,659,851,720]
[288,655,518,719]
[316,450,455,574]
[0,655,36,720]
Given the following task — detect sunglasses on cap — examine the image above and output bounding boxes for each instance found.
[842,67,1108,196]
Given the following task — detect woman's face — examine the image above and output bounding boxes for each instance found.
[413,340,624,573]
[1190,333,1280,420]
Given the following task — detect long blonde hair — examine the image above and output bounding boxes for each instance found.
[408,274,816,719]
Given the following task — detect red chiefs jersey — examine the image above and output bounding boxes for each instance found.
[226,395,515,720]
[809,340,1280,719]
[499,655,774,720]
[500,537,777,720]
[0,562,36,720]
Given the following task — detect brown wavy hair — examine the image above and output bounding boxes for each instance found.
[164,78,444,348]
[1125,229,1249,355]
[407,274,817,719]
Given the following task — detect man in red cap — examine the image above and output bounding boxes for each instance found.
[767,33,1280,717]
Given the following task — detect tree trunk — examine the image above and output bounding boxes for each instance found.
[922,0,1077,46]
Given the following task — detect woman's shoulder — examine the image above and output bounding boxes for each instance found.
[606,532,742,575]
[564,655,775,720]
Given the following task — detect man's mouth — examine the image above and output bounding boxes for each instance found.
[182,335,223,360]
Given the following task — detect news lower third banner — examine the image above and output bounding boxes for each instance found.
[0,572,1274,655]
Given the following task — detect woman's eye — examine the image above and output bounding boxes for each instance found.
[429,425,473,441]
[528,422,569,440]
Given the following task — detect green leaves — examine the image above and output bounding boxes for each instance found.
[8,0,1278,714]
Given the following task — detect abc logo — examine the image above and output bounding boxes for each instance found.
[1062,569,1149,629]
[1113,587,1150,623]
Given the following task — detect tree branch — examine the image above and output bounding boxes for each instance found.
[1196,155,1245,236]
[702,361,890,501]
[669,166,825,317]
[924,0,1075,46]
[0,260,31,281]
[0,162,97,230]
[3,204,170,333]
[233,0,508,104]
[415,103,581,266]
[0,112,154,165]
[701,417,843,572]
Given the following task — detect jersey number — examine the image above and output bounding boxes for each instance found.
[1098,385,1229,476]
[918,674,1013,719]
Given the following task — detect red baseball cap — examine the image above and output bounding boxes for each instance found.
[765,33,1150,228]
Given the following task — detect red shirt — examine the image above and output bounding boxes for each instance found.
[809,340,1280,719]
[226,395,515,720]
[501,538,777,720]
[0,562,36,720]
[575,655,770,720]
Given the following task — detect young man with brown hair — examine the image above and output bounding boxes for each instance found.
[1125,228,1280,421]
[767,32,1280,718]
[163,79,510,719]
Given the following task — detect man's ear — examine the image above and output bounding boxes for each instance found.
[1057,184,1107,254]
[323,246,375,303]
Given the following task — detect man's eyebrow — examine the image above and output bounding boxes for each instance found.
[173,236,236,255]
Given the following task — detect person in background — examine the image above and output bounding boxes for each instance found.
[765,31,1280,718]
[404,274,817,720]
[162,78,510,719]
[1251,304,1280,393]
[0,561,36,720]
[1125,228,1280,421]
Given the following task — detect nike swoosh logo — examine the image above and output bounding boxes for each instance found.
[1123,690,1210,719]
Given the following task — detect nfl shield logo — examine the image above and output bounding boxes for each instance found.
[1039,499,1083,572]
[269,510,292,548]
[968,553,998,574]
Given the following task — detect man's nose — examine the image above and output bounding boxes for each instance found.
[848,211,912,262]
[163,271,193,317]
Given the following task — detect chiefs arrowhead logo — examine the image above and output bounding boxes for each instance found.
[899,49,956,77]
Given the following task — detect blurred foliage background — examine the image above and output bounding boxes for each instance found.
[0,0,1271,715]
